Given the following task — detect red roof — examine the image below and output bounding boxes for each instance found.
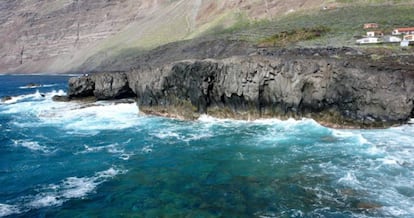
[395,27,414,31]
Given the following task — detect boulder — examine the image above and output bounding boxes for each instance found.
[25,83,41,88]
[68,76,95,98]
[1,96,12,102]
[92,72,135,100]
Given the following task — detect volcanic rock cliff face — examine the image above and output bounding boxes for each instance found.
[67,48,414,128]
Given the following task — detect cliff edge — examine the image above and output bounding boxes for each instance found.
[65,48,414,128]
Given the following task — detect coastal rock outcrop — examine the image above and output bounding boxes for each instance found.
[68,76,95,98]
[1,96,12,103]
[68,72,135,100]
[67,50,414,127]
[92,72,135,100]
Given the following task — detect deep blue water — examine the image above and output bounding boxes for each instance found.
[1,75,414,217]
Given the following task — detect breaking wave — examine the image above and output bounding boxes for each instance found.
[2,168,125,216]
[1,85,414,217]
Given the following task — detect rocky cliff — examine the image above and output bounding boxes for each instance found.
[66,48,414,128]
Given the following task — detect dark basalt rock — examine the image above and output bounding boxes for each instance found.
[66,50,414,128]
[68,72,136,100]
[1,96,12,102]
[92,72,135,100]
[68,76,95,98]
[25,83,42,88]
[52,95,71,102]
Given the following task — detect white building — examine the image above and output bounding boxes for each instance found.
[401,41,409,47]
[392,27,414,35]
[367,31,383,37]
[356,37,381,44]
[383,36,402,43]
[403,35,414,41]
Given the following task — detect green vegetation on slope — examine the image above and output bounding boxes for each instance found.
[211,4,414,48]
[82,3,414,72]
[258,26,330,47]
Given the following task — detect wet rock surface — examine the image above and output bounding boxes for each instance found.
[67,49,414,128]
[52,95,71,102]
[68,72,135,100]
[1,96,12,102]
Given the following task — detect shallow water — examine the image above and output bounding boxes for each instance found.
[1,75,413,217]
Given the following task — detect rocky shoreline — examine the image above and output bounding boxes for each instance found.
[58,47,414,128]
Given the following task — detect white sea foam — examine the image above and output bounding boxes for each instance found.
[0,203,20,217]
[1,90,65,108]
[12,140,51,153]
[380,157,400,166]
[0,89,44,104]
[119,153,133,160]
[197,114,319,127]
[77,144,108,154]
[1,90,140,132]
[141,145,153,154]
[366,145,383,155]
[338,172,360,186]
[197,114,236,123]
[76,143,133,160]
[379,188,414,217]
[0,168,126,214]
[78,143,121,154]
[25,167,125,210]
[56,103,140,131]
[28,195,62,208]
[153,131,181,140]
[185,132,213,141]
[331,130,371,146]
[1,95,25,104]
[320,125,414,216]
[19,84,58,89]
[197,115,325,138]
[253,117,320,127]
[60,177,98,198]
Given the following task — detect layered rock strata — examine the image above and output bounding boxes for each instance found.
[0,0,326,74]
[66,51,414,128]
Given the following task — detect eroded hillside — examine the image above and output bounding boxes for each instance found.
[0,0,412,73]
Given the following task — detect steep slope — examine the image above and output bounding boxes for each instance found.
[0,0,328,74]
[0,0,166,73]
[0,0,413,74]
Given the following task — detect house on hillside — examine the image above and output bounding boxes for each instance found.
[356,37,381,44]
[401,41,410,47]
[403,34,414,41]
[392,27,414,35]
[364,23,379,29]
[383,36,402,43]
[366,31,383,37]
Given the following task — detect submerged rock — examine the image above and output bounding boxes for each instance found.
[1,96,12,102]
[25,83,42,88]
[52,95,71,102]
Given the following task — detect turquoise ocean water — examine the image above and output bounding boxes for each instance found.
[0,75,413,217]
